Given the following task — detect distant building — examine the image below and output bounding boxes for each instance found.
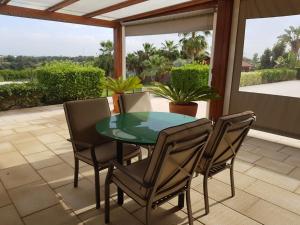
[241,61,253,72]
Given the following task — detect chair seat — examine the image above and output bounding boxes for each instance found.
[76,141,140,167]
[112,159,150,206]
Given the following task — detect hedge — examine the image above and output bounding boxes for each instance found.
[0,83,43,110]
[171,64,209,91]
[0,69,36,81]
[240,68,297,87]
[36,61,105,104]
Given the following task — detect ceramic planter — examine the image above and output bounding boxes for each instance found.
[169,102,198,117]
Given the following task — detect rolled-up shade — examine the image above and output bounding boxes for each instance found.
[124,9,215,36]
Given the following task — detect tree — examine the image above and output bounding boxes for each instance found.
[160,40,179,61]
[252,53,260,69]
[260,48,273,69]
[271,41,286,66]
[179,31,210,62]
[94,40,114,76]
[142,55,171,82]
[278,26,300,59]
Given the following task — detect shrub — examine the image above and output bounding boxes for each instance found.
[171,64,209,91]
[36,61,105,104]
[0,82,43,111]
[0,69,36,81]
[240,68,297,87]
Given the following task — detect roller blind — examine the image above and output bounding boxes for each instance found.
[124,9,215,36]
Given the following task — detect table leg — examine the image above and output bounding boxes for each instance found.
[178,192,185,209]
[116,141,124,205]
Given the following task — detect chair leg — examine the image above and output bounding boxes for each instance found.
[178,192,185,209]
[145,204,152,225]
[230,166,235,197]
[74,158,79,188]
[105,176,110,224]
[126,159,131,166]
[186,189,193,225]
[94,166,100,209]
[203,175,209,215]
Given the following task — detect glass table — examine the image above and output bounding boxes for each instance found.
[96,112,197,205]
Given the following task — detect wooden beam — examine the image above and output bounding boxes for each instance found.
[119,0,216,22]
[114,25,123,78]
[0,0,11,5]
[0,5,118,28]
[209,0,234,121]
[84,0,146,18]
[47,0,79,12]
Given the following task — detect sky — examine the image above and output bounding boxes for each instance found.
[0,14,299,57]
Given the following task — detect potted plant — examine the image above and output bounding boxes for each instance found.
[103,76,143,113]
[150,82,218,117]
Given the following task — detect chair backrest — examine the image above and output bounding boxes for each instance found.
[119,92,152,113]
[144,119,212,199]
[63,98,112,151]
[199,111,255,172]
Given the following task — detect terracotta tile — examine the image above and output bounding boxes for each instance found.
[25,151,63,170]
[245,180,300,214]
[0,142,16,154]
[8,180,58,216]
[0,182,11,207]
[246,166,300,191]
[0,151,27,169]
[23,202,81,225]
[254,157,294,174]
[244,199,300,225]
[14,139,48,155]
[0,205,24,225]
[38,163,76,188]
[0,164,41,189]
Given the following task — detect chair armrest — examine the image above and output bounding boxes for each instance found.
[112,160,152,188]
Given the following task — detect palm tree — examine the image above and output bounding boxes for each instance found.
[142,43,156,59]
[161,40,179,61]
[95,40,114,76]
[278,26,300,59]
[179,31,210,62]
[99,40,114,55]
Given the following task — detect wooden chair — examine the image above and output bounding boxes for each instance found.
[63,98,141,209]
[195,111,256,214]
[105,119,212,225]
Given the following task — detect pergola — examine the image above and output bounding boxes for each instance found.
[1,0,299,138]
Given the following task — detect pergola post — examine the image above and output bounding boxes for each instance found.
[113,24,125,78]
[209,0,234,120]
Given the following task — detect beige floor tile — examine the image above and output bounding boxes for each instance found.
[0,151,27,169]
[0,182,11,207]
[46,140,73,155]
[284,155,300,167]
[296,186,300,195]
[254,157,294,174]
[8,180,58,216]
[55,178,96,214]
[1,132,35,144]
[245,138,284,151]
[37,133,65,145]
[134,202,202,225]
[14,139,48,155]
[0,205,24,225]
[289,167,300,180]
[244,199,300,225]
[38,163,76,188]
[59,152,87,168]
[246,166,300,191]
[197,203,261,225]
[234,159,254,173]
[15,125,46,133]
[25,151,63,170]
[0,164,41,189]
[0,129,15,137]
[213,169,256,190]
[240,143,258,152]
[23,202,81,225]
[249,147,289,161]
[236,151,262,163]
[0,142,16,154]
[30,126,62,136]
[279,146,300,156]
[245,180,300,215]
[86,206,143,225]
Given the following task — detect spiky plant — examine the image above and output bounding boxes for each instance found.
[103,76,143,94]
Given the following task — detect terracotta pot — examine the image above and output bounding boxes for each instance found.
[169,102,198,117]
[112,93,122,113]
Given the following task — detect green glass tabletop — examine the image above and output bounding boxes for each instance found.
[96,112,197,145]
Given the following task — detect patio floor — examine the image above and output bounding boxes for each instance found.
[0,97,300,225]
